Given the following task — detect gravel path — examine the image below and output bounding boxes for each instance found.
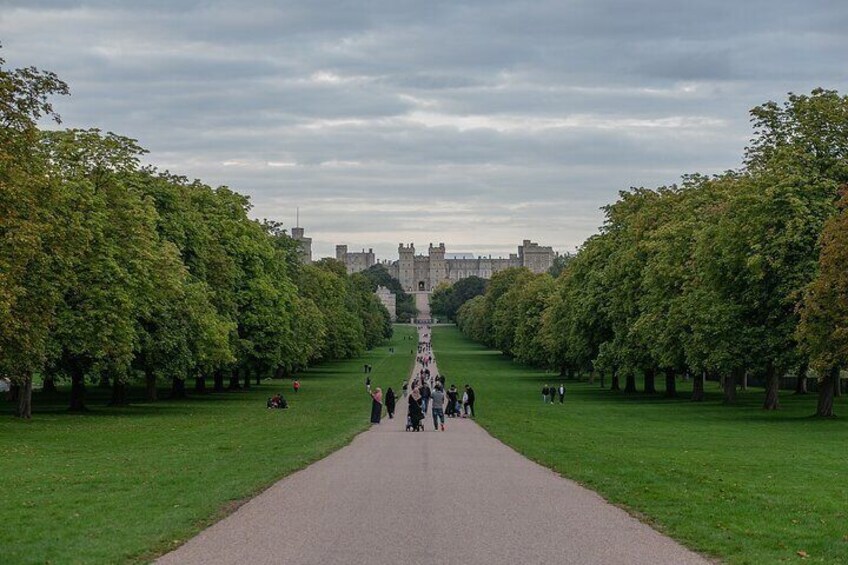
[157,325,709,565]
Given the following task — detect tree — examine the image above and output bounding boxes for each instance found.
[430,276,487,322]
[798,188,848,416]
[0,52,69,418]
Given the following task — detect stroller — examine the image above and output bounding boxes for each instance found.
[406,398,425,431]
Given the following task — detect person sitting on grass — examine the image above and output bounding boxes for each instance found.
[267,393,288,409]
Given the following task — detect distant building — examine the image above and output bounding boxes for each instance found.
[336,245,376,274]
[291,227,312,263]
[335,239,555,293]
[374,286,397,321]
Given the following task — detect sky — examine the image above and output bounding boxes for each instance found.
[2,1,847,260]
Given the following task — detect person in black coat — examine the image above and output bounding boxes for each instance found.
[385,387,396,419]
[407,393,424,431]
[465,385,476,417]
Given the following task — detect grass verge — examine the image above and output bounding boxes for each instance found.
[432,325,848,565]
[1,325,416,565]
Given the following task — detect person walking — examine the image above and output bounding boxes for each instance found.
[558,383,565,404]
[369,387,383,424]
[431,382,446,431]
[366,376,371,393]
[542,384,550,404]
[548,385,557,405]
[465,384,475,418]
[385,387,396,419]
[293,379,300,394]
[421,382,431,414]
[446,384,458,417]
[402,381,408,397]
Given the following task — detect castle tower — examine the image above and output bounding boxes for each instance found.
[291,227,312,263]
[398,243,415,292]
[428,242,447,290]
[336,245,348,262]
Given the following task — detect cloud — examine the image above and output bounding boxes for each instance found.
[2,0,847,260]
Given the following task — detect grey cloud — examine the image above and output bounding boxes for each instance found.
[2,0,847,259]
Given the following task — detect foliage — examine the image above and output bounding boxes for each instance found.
[455,89,848,413]
[0,53,393,416]
[430,275,487,321]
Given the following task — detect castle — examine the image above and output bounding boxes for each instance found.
[337,240,555,293]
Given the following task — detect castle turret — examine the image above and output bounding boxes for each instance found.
[291,227,312,263]
[428,242,447,289]
[336,245,348,262]
[398,243,415,292]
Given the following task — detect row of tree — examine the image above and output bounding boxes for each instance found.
[1,55,392,418]
[457,89,848,417]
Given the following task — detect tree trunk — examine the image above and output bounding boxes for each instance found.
[643,368,657,394]
[213,370,225,392]
[97,374,110,389]
[171,376,187,399]
[610,371,620,391]
[68,368,87,412]
[762,362,779,410]
[795,362,808,395]
[15,373,33,419]
[255,371,261,386]
[145,370,157,401]
[691,371,705,402]
[664,368,677,398]
[109,380,128,406]
[723,368,740,404]
[599,371,605,389]
[41,375,58,395]
[624,372,637,393]
[228,368,241,390]
[741,371,748,391]
[835,369,843,398]
[816,366,838,417]
[194,376,206,394]
[243,368,251,390]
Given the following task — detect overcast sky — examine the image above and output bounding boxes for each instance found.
[3,1,847,259]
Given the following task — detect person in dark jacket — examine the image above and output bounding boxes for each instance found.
[542,385,550,404]
[421,383,431,414]
[385,387,396,419]
[465,385,476,418]
[407,393,424,431]
[548,385,557,404]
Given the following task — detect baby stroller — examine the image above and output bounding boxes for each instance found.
[406,399,425,431]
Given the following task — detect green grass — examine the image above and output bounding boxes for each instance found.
[433,325,848,565]
[0,325,416,565]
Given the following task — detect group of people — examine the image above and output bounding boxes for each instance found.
[542,384,566,404]
[367,325,477,431]
[266,393,288,409]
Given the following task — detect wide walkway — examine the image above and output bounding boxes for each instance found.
[158,325,708,565]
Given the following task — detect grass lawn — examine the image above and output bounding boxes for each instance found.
[0,324,416,565]
[433,325,848,565]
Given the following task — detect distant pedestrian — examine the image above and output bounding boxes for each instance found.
[366,376,371,392]
[431,383,446,431]
[370,387,383,424]
[548,386,557,404]
[421,383,431,414]
[465,385,475,417]
[402,381,408,397]
[558,384,565,403]
[542,385,550,404]
[293,379,300,394]
[385,387,396,419]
